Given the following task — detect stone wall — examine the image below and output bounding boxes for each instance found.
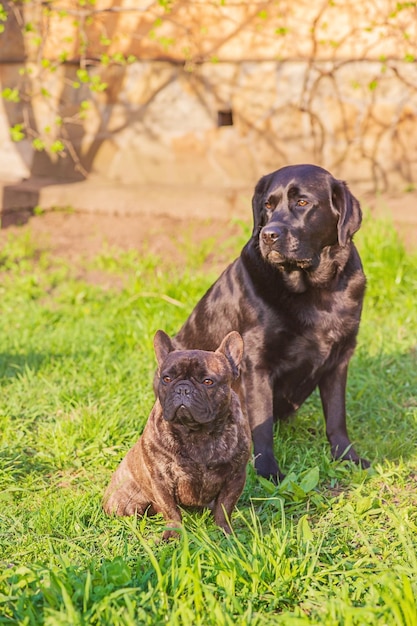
[0,0,416,192]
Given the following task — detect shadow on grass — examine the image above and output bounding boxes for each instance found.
[0,446,55,480]
[0,351,48,380]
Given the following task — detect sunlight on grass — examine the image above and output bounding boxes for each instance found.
[0,217,416,624]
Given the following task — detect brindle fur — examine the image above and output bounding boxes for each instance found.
[103,330,251,540]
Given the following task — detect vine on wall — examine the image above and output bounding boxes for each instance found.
[0,0,416,188]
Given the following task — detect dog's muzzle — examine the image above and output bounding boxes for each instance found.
[162,380,209,429]
[261,224,282,248]
[260,224,313,270]
[174,381,194,404]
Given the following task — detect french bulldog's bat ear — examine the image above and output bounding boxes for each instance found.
[331,178,362,246]
[216,331,244,379]
[154,330,175,368]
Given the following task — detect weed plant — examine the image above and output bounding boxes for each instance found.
[0,214,416,624]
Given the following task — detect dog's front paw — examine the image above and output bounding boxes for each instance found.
[254,452,285,483]
[349,455,370,470]
[218,521,233,535]
[161,521,182,541]
[331,442,370,469]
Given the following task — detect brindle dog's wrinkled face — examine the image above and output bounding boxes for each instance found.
[154,330,243,430]
[158,352,232,428]
[252,164,361,271]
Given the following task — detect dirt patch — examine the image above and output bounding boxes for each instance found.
[0,209,242,274]
[0,190,415,280]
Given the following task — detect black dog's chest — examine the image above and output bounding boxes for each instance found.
[269,340,331,418]
[265,291,353,357]
[260,291,360,418]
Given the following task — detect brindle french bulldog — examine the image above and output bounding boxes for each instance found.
[103,329,251,540]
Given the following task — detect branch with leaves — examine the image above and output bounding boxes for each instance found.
[0,0,416,188]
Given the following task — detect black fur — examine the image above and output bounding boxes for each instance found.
[173,164,368,480]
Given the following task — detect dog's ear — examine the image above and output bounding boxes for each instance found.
[331,179,362,246]
[251,174,270,237]
[216,331,244,379]
[154,330,175,370]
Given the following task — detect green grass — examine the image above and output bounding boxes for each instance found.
[0,213,416,624]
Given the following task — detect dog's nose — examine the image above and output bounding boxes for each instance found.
[261,225,282,246]
[175,382,193,397]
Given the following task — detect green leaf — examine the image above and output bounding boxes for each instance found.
[112,52,125,64]
[102,557,131,586]
[51,140,65,153]
[288,481,308,500]
[297,515,314,542]
[299,466,320,493]
[76,68,90,83]
[90,76,108,92]
[2,87,20,103]
[32,138,45,151]
[158,0,173,11]
[257,475,278,494]
[100,35,111,46]
[10,123,25,142]
[277,471,298,493]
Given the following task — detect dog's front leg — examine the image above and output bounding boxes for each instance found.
[213,468,246,534]
[319,360,369,468]
[243,369,282,481]
[150,483,184,541]
[212,469,247,533]
[153,501,183,541]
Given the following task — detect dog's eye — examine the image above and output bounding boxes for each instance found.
[162,375,172,384]
[264,201,273,210]
[297,199,308,207]
[203,378,214,386]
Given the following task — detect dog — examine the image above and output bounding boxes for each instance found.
[103,329,251,540]
[171,163,369,481]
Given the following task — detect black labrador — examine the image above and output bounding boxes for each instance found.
[172,163,368,480]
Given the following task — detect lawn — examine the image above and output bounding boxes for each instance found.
[0,213,416,625]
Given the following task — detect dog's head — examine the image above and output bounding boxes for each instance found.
[153,330,243,430]
[251,164,362,271]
